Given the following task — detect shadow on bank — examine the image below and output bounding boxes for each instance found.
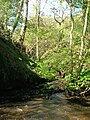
[0,35,48,101]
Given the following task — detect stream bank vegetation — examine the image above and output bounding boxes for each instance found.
[0,0,90,103]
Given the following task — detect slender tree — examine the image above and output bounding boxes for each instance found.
[53,8,68,42]
[67,0,74,78]
[78,0,89,74]
[19,0,28,46]
[11,0,23,35]
[36,0,41,59]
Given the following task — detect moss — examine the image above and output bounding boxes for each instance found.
[0,35,46,91]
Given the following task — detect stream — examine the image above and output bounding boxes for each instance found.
[0,93,90,120]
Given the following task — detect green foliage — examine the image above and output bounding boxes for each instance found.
[0,29,11,40]
[66,69,90,96]
[35,42,71,82]
[1,0,89,97]
[0,0,21,30]
[66,0,82,8]
[0,32,45,90]
[35,60,56,80]
[79,69,90,86]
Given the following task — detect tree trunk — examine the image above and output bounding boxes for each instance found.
[4,14,8,30]
[78,1,89,77]
[69,3,74,78]
[87,1,90,47]
[79,1,89,59]
[11,0,23,35]
[19,0,28,46]
[36,0,41,60]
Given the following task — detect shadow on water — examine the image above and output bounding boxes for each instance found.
[0,93,90,120]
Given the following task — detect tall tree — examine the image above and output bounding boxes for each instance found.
[36,0,41,59]
[53,6,68,42]
[66,0,74,78]
[78,0,90,74]
[11,0,23,35]
[19,0,28,46]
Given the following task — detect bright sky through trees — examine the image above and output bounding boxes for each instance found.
[28,0,69,18]
[28,0,81,19]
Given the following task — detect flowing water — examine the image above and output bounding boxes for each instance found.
[0,93,90,120]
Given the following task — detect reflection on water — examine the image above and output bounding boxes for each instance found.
[0,93,90,120]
